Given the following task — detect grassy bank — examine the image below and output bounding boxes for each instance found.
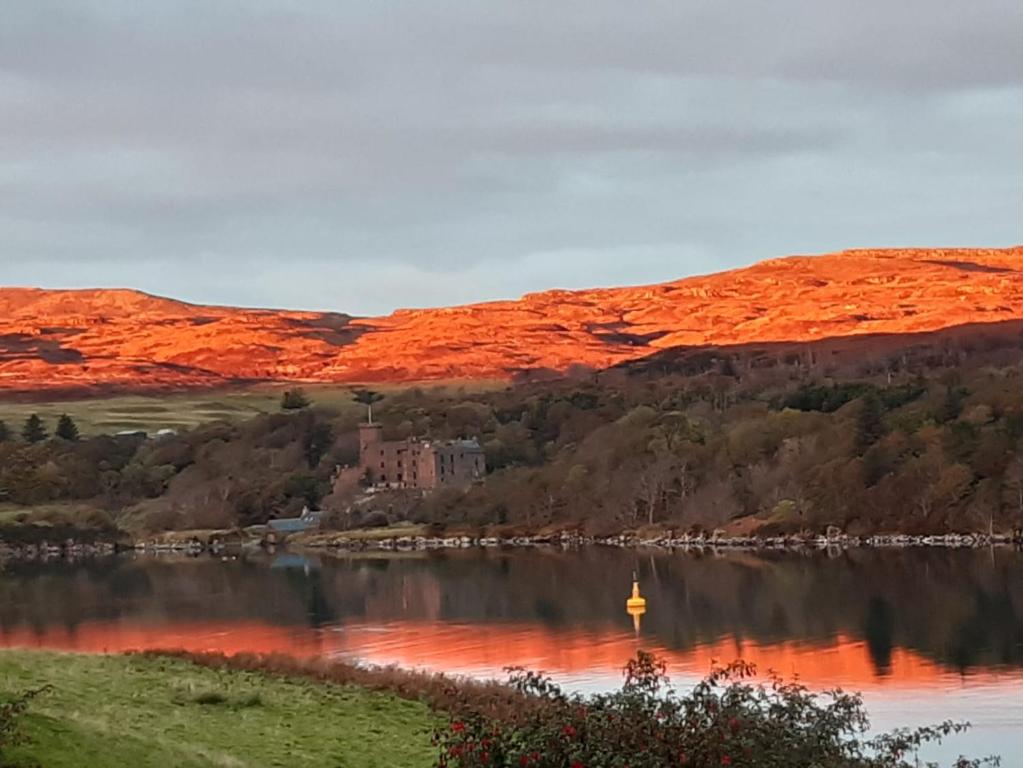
[0,651,438,768]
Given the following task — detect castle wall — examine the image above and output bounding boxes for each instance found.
[356,426,485,490]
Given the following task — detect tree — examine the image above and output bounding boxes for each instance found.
[352,389,384,423]
[282,473,324,508]
[280,389,311,411]
[1002,455,1023,518]
[303,421,334,469]
[937,385,968,424]
[854,393,886,455]
[21,414,46,444]
[636,453,685,526]
[55,414,80,441]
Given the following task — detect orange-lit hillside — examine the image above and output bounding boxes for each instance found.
[2,246,1023,394]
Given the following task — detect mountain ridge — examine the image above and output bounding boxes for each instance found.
[3,245,1023,395]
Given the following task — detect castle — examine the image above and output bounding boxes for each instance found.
[356,422,485,491]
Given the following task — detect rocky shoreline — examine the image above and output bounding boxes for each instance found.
[0,533,245,562]
[295,529,1023,553]
[3,529,1022,562]
[0,539,119,562]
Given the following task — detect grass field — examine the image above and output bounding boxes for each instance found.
[0,651,438,768]
[0,387,356,437]
[0,380,505,437]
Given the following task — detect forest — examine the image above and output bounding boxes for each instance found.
[5,322,1023,538]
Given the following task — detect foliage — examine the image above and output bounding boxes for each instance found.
[54,415,79,442]
[784,383,924,415]
[20,416,46,445]
[302,420,334,469]
[434,652,997,768]
[784,382,875,413]
[855,393,887,455]
[353,389,385,422]
[8,325,1023,537]
[282,473,325,508]
[280,388,311,410]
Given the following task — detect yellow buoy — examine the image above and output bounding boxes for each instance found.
[626,572,647,633]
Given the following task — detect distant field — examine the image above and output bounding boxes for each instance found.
[0,381,505,436]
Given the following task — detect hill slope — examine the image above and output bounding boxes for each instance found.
[2,246,1023,394]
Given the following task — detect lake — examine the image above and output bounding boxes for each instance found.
[1,546,1021,763]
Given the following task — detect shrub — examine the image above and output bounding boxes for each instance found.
[433,652,997,768]
[281,389,311,411]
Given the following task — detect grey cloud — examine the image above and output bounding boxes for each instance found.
[0,1,1021,314]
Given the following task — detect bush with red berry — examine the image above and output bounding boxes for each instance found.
[434,651,997,768]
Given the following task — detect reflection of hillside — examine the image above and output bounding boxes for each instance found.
[0,618,1015,694]
[1,549,1021,676]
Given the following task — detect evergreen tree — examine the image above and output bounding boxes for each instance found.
[55,414,80,441]
[303,421,334,469]
[855,393,886,455]
[281,389,311,411]
[0,420,9,443]
[21,414,47,444]
[352,389,384,423]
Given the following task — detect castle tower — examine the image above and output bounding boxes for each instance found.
[359,422,383,464]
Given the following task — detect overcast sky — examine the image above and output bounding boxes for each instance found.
[1,1,1021,315]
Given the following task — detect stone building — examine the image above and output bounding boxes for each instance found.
[357,422,485,490]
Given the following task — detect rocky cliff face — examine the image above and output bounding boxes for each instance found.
[3,246,1023,394]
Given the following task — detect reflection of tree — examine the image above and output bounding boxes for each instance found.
[306,574,334,629]
[282,568,336,629]
[864,597,894,676]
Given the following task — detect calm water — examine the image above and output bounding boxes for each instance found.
[2,547,1021,763]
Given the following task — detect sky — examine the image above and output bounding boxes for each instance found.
[1,1,1022,316]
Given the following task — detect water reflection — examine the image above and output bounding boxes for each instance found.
[1,548,1022,674]
[1,548,1021,759]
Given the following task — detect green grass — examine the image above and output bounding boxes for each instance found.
[0,389,336,436]
[0,651,439,768]
[0,381,506,437]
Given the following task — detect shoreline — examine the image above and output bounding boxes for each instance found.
[293,530,1023,553]
[2,527,1022,562]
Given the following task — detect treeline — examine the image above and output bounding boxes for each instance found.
[0,406,351,531]
[405,368,1023,536]
[6,326,1023,536]
[0,413,81,444]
